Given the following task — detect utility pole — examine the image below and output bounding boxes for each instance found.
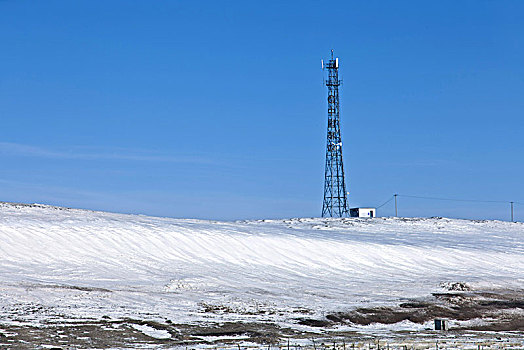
[321,50,349,217]
[511,201,514,222]
[394,194,398,217]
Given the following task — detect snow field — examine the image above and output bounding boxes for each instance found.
[0,203,523,332]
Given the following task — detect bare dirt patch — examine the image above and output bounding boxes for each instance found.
[298,288,524,332]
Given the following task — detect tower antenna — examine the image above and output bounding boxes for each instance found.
[321,50,349,217]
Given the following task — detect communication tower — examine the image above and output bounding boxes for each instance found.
[321,50,349,217]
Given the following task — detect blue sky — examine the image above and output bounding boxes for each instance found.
[1,1,523,220]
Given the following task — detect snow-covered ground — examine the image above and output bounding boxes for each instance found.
[0,202,523,348]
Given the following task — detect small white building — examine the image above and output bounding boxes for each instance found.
[350,207,376,218]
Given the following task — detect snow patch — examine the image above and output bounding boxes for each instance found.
[131,324,171,339]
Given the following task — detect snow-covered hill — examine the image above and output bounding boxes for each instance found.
[0,202,523,347]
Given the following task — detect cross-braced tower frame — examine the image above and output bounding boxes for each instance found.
[321,50,349,217]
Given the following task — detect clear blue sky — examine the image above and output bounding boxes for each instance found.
[1,1,523,220]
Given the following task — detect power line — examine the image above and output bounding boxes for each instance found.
[397,194,522,204]
[374,194,524,207]
[376,195,395,209]
[373,193,523,222]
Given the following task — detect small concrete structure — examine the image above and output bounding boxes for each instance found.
[434,319,449,331]
[350,207,376,218]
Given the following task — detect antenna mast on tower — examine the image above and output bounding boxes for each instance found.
[321,50,349,217]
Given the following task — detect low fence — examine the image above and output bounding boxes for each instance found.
[187,336,524,350]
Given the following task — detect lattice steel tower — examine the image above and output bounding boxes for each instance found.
[321,50,349,217]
